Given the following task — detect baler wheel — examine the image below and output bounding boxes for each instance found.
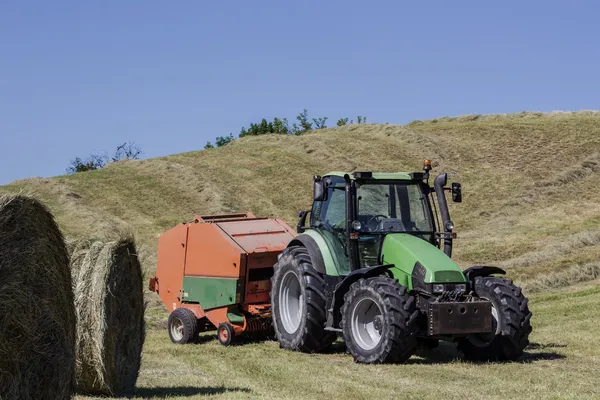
[168,308,198,344]
[217,322,234,346]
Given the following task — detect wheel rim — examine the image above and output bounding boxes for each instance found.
[219,327,229,342]
[170,317,184,341]
[279,270,303,334]
[468,301,499,347]
[351,297,383,351]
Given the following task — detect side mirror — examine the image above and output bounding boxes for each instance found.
[313,176,328,201]
[451,182,462,203]
[297,210,310,233]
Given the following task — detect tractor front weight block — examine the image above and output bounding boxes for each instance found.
[428,301,493,336]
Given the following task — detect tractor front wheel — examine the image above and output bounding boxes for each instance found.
[458,276,532,361]
[271,246,335,353]
[341,277,418,363]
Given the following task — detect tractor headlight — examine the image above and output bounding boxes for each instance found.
[455,284,467,293]
[433,284,445,294]
[445,220,455,231]
[352,220,362,231]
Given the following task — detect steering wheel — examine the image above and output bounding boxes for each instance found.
[366,215,388,231]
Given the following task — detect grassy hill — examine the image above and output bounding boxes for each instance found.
[3,111,600,399]
[2,111,600,289]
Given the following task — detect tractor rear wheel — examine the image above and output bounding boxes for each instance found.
[341,277,418,363]
[168,308,198,344]
[271,246,336,352]
[458,276,532,361]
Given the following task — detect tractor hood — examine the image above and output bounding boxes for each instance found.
[381,234,466,287]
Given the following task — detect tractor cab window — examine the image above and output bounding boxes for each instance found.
[311,178,346,230]
[356,181,434,267]
[356,182,433,234]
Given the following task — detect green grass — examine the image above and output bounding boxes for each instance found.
[77,281,600,400]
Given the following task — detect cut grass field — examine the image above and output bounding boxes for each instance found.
[2,111,600,399]
[78,281,600,400]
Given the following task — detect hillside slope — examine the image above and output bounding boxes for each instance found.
[3,111,600,288]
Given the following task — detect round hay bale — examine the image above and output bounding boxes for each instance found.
[0,194,76,400]
[70,235,145,396]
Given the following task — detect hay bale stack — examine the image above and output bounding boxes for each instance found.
[0,194,76,400]
[70,235,145,396]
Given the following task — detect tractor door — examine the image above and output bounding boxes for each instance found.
[310,177,351,276]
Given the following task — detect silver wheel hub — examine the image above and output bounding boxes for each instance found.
[279,270,304,334]
[170,317,184,341]
[351,297,384,351]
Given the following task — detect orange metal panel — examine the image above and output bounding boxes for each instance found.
[244,251,277,304]
[245,287,270,304]
[184,223,243,278]
[218,219,296,253]
[155,224,188,312]
[205,307,245,335]
[195,212,257,223]
[245,304,271,316]
[181,303,206,320]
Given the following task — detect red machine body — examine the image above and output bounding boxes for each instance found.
[150,212,296,342]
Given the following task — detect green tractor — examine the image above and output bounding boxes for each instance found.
[271,161,532,363]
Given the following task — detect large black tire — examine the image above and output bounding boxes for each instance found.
[458,276,532,361]
[271,246,336,352]
[341,277,418,364]
[168,308,198,344]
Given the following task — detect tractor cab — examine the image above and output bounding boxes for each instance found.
[298,161,462,274]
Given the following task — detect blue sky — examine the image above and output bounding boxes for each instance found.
[1,1,598,184]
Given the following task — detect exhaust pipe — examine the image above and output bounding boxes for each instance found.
[344,174,360,270]
[434,173,453,257]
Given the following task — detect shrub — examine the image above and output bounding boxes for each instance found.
[296,109,312,132]
[111,142,142,162]
[313,117,328,129]
[67,154,107,173]
[215,134,234,147]
[67,143,143,174]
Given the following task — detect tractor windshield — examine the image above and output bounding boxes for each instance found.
[355,182,434,234]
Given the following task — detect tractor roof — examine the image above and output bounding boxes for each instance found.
[324,171,423,181]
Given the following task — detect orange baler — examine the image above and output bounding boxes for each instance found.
[149,212,296,345]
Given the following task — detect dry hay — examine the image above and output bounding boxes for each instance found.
[500,230,600,269]
[0,194,76,400]
[524,261,600,293]
[70,234,145,396]
[408,110,600,125]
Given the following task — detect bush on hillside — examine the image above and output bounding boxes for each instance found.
[336,118,349,126]
[215,134,234,147]
[67,143,143,174]
[312,117,328,129]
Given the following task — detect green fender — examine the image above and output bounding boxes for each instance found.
[290,230,350,276]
